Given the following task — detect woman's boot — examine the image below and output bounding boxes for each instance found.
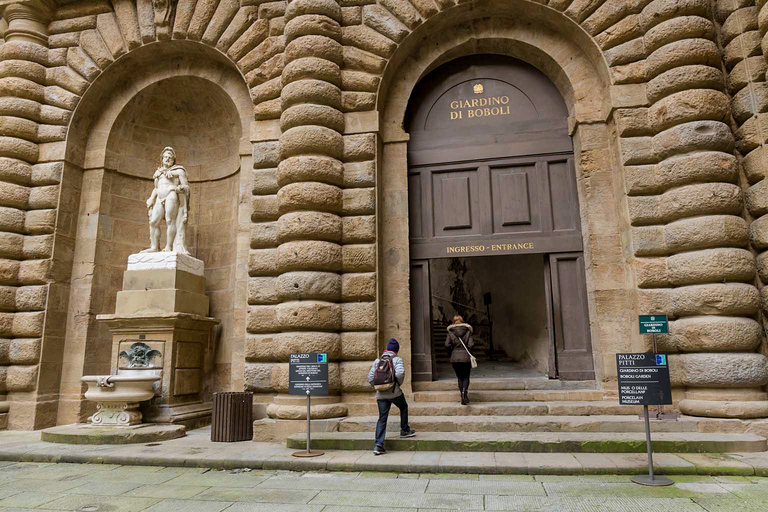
[460,385,467,405]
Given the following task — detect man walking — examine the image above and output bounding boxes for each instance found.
[368,338,416,455]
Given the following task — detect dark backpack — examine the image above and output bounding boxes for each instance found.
[372,354,396,391]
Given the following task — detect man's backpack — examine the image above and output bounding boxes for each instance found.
[372,354,396,391]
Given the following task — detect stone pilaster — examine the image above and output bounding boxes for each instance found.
[0,0,59,429]
[263,0,347,420]
[631,0,768,418]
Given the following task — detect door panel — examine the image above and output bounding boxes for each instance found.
[432,168,480,237]
[409,261,433,381]
[548,159,579,232]
[491,165,538,233]
[549,252,595,380]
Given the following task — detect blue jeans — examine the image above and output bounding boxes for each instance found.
[374,393,410,448]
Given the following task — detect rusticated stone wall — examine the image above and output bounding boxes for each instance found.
[625,0,767,418]
[0,0,767,428]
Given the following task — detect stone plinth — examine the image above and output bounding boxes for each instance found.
[98,252,219,429]
[117,253,209,317]
[41,423,186,445]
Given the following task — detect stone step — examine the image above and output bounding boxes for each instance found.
[345,401,643,417]
[337,415,699,433]
[412,389,605,402]
[412,379,597,392]
[287,431,767,453]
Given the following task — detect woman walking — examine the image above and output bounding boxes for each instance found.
[445,315,474,405]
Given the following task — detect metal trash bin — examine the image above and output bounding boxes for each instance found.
[211,392,253,442]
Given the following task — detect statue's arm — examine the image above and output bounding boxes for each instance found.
[175,167,190,195]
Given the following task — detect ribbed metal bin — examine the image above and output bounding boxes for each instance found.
[211,392,253,442]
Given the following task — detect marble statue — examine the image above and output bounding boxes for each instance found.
[142,147,190,254]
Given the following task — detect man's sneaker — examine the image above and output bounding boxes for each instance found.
[373,446,386,455]
[400,428,416,438]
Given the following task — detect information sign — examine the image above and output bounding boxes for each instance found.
[616,353,672,406]
[289,353,328,396]
[639,315,668,334]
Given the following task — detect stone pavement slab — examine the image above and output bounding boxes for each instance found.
[9,461,768,512]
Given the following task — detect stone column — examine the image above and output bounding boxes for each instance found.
[0,0,58,429]
[632,0,767,418]
[751,1,768,359]
[264,0,347,420]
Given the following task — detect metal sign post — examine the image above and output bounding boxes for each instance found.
[638,315,678,420]
[617,352,673,487]
[289,353,328,458]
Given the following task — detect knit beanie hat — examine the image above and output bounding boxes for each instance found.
[386,338,400,353]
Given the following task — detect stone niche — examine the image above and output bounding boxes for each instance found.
[93,74,244,404]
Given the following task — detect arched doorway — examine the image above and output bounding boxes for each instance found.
[405,55,594,382]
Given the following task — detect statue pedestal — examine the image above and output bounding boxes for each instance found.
[98,252,219,429]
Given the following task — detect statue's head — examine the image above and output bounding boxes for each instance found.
[161,147,176,167]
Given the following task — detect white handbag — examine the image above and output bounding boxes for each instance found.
[458,333,478,369]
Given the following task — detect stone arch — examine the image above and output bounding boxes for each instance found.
[375,1,634,389]
[54,40,253,425]
[377,0,613,139]
[65,41,251,172]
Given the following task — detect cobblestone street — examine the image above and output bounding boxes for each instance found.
[0,461,767,511]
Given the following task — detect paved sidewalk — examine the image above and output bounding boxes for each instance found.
[1,461,768,511]
[1,427,768,476]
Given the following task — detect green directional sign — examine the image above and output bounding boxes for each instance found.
[639,315,668,334]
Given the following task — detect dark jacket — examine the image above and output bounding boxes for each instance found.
[445,323,474,364]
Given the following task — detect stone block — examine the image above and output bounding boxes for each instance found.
[249,248,279,276]
[663,316,762,353]
[277,240,342,272]
[671,352,768,388]
[341,272,376,300]
[9,338,41,364]
[340,360,372,391]
[342,215,375,243]
[247,305,279,333]
[121,269,206,293]
[126,252,204,277]
[647,65,724,104]
[277,182,343,214]
[248,276,279,305]
[115,289,209,317]
[277,211,342,242]
[278,155,344,186]
[276,300,342,330]
[341,331,377,360]
[275,271,341,301]
[342,301,376,330]
[6,364,38,391]
[342,243,375,271]
[246,332,341,362]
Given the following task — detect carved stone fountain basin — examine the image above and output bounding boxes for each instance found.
[82,374,160,426]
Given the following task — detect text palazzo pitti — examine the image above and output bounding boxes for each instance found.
[450,95,512,120]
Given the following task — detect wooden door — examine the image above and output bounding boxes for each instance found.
[549,252,595,380]
[409,261,433,381]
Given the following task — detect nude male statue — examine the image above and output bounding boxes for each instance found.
[141,147,190,254]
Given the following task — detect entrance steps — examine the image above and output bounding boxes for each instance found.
[287,378,768,452]
[336,415,698,433]
[287,431,767,453]
[346,401,643,417]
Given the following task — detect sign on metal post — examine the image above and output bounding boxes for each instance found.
[617,353,673,486]
[289,352,329,396]
[289,353,328,458]
[639,315,668,334]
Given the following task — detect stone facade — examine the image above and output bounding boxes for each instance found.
[0,0,767,430]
